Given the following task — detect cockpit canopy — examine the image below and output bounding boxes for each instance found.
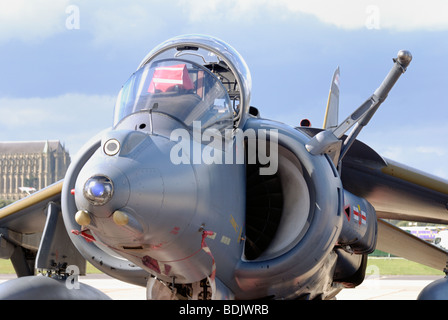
[113,35,252,130]
[114,58,233,131]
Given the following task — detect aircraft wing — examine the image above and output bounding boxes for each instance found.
[0,180,89,277]
[0,180,63,234]
[340,137,448,270]
[376,219,447,271]
[300,126,448,270]
[341,139,448,225]
[301,127,448,224]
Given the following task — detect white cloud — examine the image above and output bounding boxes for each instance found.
[308,0,447,30]
[272,0,448,31]
[384,146,448,180]
[0,0,70,43]
[0,94,115,155]
[177,0,268,23]
[180,0,448,31]
[376,0,448,31]
[85,3,167,46]
[365,139,448,180]
[415,146,447,157]
[1,0,447,45]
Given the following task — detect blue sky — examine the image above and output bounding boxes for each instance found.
[1,0,448,178]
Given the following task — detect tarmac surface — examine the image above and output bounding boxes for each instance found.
[0,274,443,300]
[336,275,441,300]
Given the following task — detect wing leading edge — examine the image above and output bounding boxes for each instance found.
[0,180,63,233]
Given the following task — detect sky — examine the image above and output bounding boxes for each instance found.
[0,0,447,178]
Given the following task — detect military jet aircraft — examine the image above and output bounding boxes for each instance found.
[0,34,447,300]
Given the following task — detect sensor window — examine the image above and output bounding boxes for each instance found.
[104,139,120,156]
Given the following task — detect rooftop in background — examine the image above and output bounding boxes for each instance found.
[0,141,67,154]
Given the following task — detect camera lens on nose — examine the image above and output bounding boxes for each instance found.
[83,175,114,206]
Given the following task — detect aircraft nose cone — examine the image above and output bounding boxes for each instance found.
[75,163,130,218]
[83,175,114,206]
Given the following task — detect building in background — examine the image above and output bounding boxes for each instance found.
[0,141,70,201]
